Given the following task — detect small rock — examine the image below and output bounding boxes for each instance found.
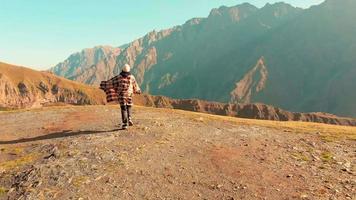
[286,174,293,178]
[344,161,351,168]
[307,142,316,147]
[43,145,60,159]
[341,168,350,172]
[312,154,320,161]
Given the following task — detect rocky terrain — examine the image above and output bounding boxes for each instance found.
[0,105,355,199]
[50,0,356,118]
[0,62,105,109]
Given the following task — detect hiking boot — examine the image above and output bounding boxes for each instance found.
[128,120,134,126]
[122,124,128,130]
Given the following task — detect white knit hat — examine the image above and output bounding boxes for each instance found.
[122,64,131,72]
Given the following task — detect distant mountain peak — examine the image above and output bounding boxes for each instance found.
[260,2,302,17]
[184,17,204,26]
[208,3,258,22]
[263,2,295,8]
[49,45,121,84]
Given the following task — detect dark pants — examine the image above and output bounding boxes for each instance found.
[120,105,132,125]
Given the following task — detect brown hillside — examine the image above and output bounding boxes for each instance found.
[0,62,106,109]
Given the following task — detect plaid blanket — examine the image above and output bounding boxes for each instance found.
[100,73,141,105]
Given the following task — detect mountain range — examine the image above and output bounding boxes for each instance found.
[50,0,356,117]
[1,62,356,126]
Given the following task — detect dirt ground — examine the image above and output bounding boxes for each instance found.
[0,105,355,200]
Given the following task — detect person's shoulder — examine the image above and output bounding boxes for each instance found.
[110,75,121,82]
[112,74,121,79]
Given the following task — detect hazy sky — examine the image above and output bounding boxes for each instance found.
[0,0,324,70]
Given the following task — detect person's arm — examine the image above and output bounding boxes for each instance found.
[100,79,114,91]
[132,76,141,94]
[102,76,117,90]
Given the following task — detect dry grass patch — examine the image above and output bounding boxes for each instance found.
[321,152,334,163]
[0,147,24,155]
[291,152,310,162]
[72,176,90,188]
[144,106,356,141]
[0,187,7,196]
[0,153,39,171]
[0,107,19,112]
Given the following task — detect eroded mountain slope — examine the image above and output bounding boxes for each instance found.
[0,62,105,109]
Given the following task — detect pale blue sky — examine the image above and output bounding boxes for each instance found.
[0,0,324,70]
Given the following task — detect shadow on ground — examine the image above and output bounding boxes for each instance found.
[0,129,121,145]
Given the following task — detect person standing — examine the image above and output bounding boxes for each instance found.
[100,64,141,129]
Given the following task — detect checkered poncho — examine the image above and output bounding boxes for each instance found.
[100,72,141,106]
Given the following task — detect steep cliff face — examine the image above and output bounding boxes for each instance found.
[230,57,268,104]
[0,62,105,109]
[121,2,299,103]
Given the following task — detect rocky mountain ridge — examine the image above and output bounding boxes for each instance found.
[51,46,121,85]
[49,0,356,118]
[134,95,356,126]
